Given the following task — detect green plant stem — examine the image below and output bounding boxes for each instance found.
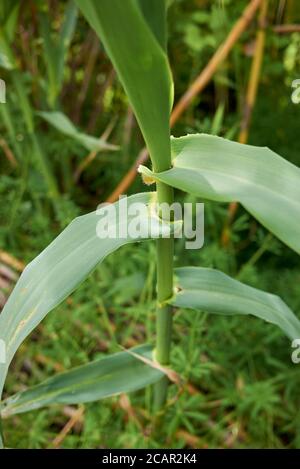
[154,180,174,411]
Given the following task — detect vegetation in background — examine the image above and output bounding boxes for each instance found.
[0,0,300,449]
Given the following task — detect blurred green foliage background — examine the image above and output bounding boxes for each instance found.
[0,0,300,448]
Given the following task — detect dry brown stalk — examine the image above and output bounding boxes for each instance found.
[51,406,84,448]
[273,24,300,33]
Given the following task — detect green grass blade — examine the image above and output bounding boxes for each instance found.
[139,134,300,254]
[1,345,163,417]
[39,11,60,107]
[210,102,225,135]
[0,0,19,27]
[75,0,173,171]
[0,192,180,398]
[171,267,300,340]
[38,111,118,151]
[57,1,78,88]
[39,2,77,108]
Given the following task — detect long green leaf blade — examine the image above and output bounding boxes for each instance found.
[139,134,300,253]
[171,267,300,340]
[1,345,163,417]
[75,0,173,171]
[137,0,168,51]
[39,11,59,106]
[0,193,179,398]
[38,111,118,151]
[57,1,78,87]
[39,1,77,107]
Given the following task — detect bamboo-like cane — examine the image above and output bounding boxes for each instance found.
[273,24,300,33]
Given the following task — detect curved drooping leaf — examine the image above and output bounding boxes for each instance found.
[139,134,300,254]
[1,345,163,417]
[75,0,173,171]
[0,192,180,397]
[38,111,118,152]
[170,267,300,340]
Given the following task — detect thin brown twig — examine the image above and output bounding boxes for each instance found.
[0,264,18,282]
[0,276,11,291]
[119,394,143,431]
[0,256,22,310]
[273,24,300,33]
[73,33,100,124]
[0,138,18,167]
[170,0,263,125]
[120,346,181,386]
[51,406,84,448]
[0,250,25,272]
[106,147,148,203]
[87,68,116,134]
[73,117,117,182]
[106,0,262,203]
[175,429,207,449]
